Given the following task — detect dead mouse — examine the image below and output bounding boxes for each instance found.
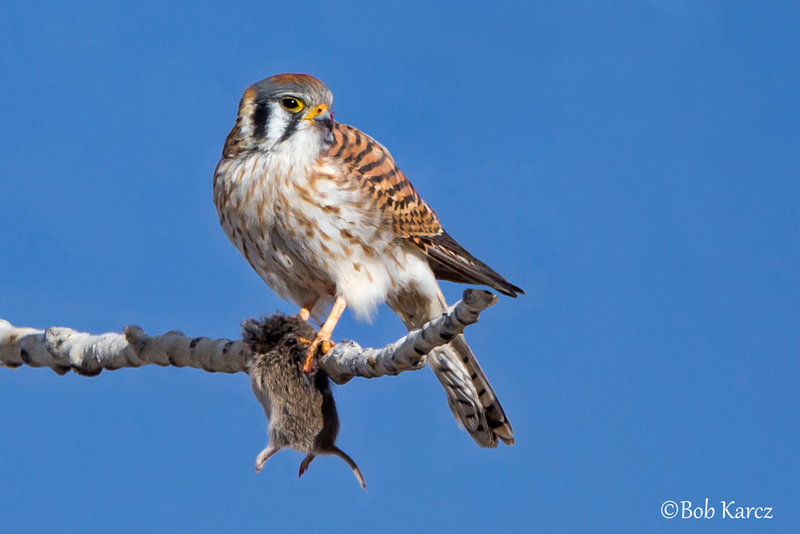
[242,314,366,490]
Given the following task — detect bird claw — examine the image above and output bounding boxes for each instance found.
[302,335,335,375]
[302,354,318,377]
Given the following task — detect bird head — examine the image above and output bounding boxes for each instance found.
[231,73,335,157]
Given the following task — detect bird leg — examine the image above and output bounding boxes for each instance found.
[294,301,318,344]
[303,295,346,374]
[298,301,316,322]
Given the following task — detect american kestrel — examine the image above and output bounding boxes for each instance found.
[213,74,522,447]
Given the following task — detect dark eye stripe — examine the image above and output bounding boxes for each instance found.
[252,102,269,139]
[278,113,302,143]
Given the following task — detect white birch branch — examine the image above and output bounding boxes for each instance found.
[0,289,498,382]
[320,289,498,384]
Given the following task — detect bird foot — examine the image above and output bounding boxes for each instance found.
[302,335,335,374]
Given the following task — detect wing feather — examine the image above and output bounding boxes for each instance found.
[328,123,523,297]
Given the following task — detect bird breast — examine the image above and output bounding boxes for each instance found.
[214,151,406,320]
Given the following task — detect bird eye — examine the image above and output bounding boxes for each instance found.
[280,97,305,112]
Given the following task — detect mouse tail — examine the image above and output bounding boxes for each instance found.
[329,446,367,490]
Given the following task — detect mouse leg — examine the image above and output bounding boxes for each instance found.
[299,453,316,478]
[328,446,367,490]
[255,443,280,474]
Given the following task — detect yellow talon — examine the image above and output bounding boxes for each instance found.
[303,335,335,374]
[302,353,316,374]
[300,295,347,375]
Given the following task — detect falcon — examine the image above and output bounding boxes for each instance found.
[213,74,523,447]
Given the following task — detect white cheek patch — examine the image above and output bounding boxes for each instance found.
[272,123,325,169]
[266,104,291,146]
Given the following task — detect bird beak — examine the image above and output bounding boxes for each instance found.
[305,104,331,122]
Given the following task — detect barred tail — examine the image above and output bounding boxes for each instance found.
[428,335,514,447]
[389,282,514,447]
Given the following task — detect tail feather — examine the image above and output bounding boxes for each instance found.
[450,335,514,445]
[428,336,514,447]
[389,284,514,447]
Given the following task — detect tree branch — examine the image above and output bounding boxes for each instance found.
[320,289,498,384]
[0,289,498,381]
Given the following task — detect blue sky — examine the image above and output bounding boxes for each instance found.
[1,1,798,532]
